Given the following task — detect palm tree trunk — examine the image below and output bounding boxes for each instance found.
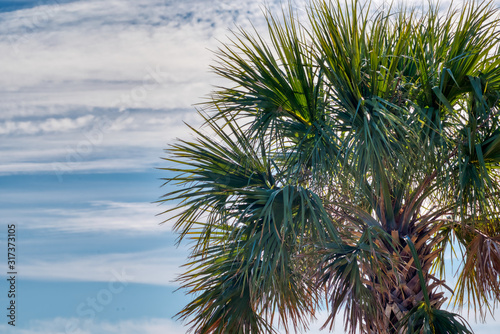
[382,229,448,333]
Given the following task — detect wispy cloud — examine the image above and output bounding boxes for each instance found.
[0,0,249,175]
[0,0,270,109]
[4,200,178,233]
[0,313,341,334]
[0,317,187,334]
[0,0,311,175]
[20,245,187,286]
[0,107,201,175]
[1,311,497,334]
[0,114,95,135]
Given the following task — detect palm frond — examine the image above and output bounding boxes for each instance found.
[161,1,500,333]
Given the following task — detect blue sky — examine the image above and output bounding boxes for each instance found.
[0,0,499,333]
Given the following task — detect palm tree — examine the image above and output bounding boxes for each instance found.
[159,0,500,333]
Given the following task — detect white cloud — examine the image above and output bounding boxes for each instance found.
[0,115,95,135]
[0,317,187,334]
[0,0,312,111]
[0,107,203,175]
[0,158,154,175]
[3,200,180,233]
[20,245,188,286]
[0,0,255,174]
[2,311,496,334]
[6,200,191,286]
[0,0,269,109]
[0,0,312,175]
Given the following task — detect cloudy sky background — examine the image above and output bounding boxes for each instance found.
[0,0,499,333]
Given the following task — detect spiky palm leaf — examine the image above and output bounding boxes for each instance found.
[160,0,500,333]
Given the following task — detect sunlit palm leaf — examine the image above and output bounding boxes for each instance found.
[161,1,500,333]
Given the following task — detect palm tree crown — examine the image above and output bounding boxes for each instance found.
[160,0,500,333]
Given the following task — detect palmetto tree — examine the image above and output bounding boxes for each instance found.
[160,0,500,333]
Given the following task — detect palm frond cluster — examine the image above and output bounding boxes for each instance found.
[160,1,500,333]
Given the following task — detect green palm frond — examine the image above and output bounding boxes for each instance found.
[161,113,341,332]
[453,229,500,319]
[399,303,473,334]
[317,225,395,334]
[160,1,500,333]
[176,238,276,334]
[209,5,324,126]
